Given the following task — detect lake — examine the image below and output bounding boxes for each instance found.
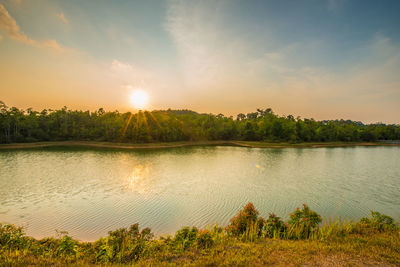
[0,145,399,241]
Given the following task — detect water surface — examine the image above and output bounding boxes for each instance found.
[0,146,399,241]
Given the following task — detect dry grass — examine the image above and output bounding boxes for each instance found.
[134,232,400,266]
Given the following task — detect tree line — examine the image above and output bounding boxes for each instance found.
[0,101,399,144]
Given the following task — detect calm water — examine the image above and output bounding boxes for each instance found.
[0,146,399,241]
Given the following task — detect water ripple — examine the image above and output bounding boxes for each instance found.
[0,146,399,241]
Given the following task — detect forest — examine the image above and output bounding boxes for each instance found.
[0,101,399,144]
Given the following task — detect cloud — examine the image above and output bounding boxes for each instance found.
[165,0,248,88]
[8,0,22,6]
[254,36,400,122]
[0,3,65,50]
[165,1,400,122]
[56,12,68,24]
[0,3,36,45]
[110,60,153,89]
[42,39,64,51]
[108,59,181,109]
[111,60,135,74]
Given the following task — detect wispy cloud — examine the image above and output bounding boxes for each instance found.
[42,39,64,51]
[110,60,135,74]
[0,3,36,45]
[108,59,182,110]
[165,1,247,88]
[247,35,400,121]
[165,1,400,122]
[110,60,153,89]
[0,3,65,51]
[9,0,22,6]
[56,12,68,24]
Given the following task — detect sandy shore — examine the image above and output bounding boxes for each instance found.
[0,140,398,150]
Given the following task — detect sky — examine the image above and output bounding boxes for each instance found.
[0,0,399,123]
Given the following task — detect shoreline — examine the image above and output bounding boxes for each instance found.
[0,140,399,150]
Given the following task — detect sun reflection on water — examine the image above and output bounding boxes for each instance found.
[127,162,152,194]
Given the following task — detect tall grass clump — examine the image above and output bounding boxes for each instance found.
[93,223,153,263]
[286,204,322,239]
[171,226,199,251]
[316,219,354,241]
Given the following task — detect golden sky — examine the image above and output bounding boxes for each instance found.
[1,0,399,123]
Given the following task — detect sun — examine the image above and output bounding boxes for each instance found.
[130,90,149,109]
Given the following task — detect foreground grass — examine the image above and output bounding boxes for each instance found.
[0,140,395,150]
[1,204,399,266]
[3,233,399,266]
[135,233,400,266]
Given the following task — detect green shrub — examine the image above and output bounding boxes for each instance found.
[93,223,153,263]
[173,226,198,250]
[34,237,59,258]
[227,202,264,238]
[196,230,214,249]
[287,204,322,239]
[94,237,111,263]
[357,211,398,232]
[265,213,286,238]
[57,235,76,257]
[0,223,30,250]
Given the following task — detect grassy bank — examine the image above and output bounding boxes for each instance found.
[0,140,397,150]
[1,203,399,266]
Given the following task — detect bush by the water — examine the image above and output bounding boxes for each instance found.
[0,203,399,265]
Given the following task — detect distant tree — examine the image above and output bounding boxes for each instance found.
[0,103,398,144]
[236,113,246,121]
[246,112,258,120]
